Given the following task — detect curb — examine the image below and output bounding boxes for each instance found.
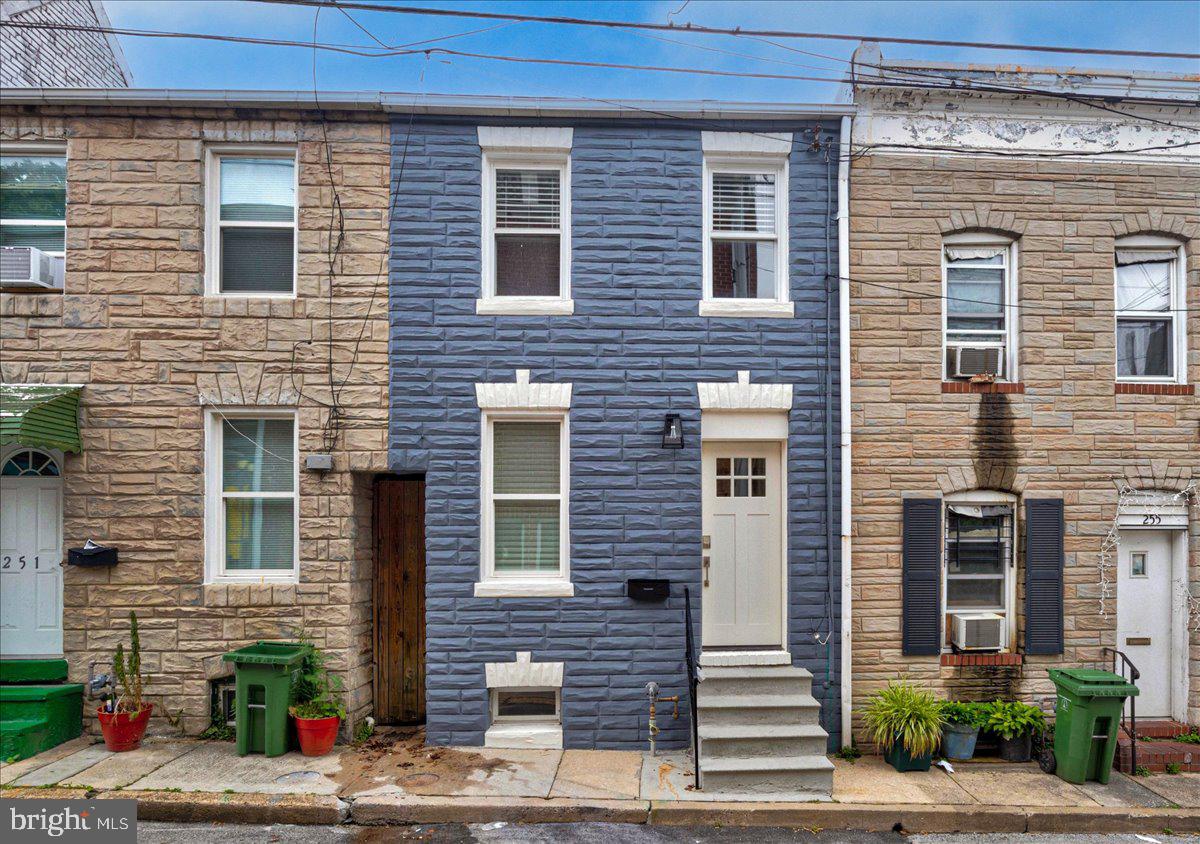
[102,791,349,826]
[351,795,650,825]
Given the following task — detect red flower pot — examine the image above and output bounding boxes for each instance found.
[97,704,152,752]
[293,714,339,757]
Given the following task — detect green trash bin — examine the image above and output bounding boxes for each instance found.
[1048,667,1139,784]
[222,642,308,758]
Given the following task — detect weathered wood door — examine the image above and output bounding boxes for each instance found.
[373,476,426,724]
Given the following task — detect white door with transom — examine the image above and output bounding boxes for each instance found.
[1116,529,1173,717]
[701,441,783,648]
[0,448,65,657]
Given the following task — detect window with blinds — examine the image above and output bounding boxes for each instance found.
[487,419,564,576]
[209,153,296,295]
[705,167,785,301]
[1115,248,1180,380]
[214,414,296,576]
[0,151,66,257]
[487,164,566,298]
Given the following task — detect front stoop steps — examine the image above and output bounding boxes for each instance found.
[696,664,833,798]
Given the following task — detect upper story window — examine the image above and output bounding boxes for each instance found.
[943,234,1018,381]
[1115,236,1186,384]
[0,146,66,290]
[943,493,1016,652]
[205,410,298,582]
[205,149,297,296]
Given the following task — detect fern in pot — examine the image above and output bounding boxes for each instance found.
[862,681,945,772]
[985,700,1045,762]
[941,701,987,761]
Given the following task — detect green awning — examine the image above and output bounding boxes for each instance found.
[0,385,83,453]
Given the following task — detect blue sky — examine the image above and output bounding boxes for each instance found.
[104,0,1200,101]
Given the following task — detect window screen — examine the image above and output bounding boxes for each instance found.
[214,155,295,294]
[493,168,562,297]
[220,417,295,572]
[0,153,66,255]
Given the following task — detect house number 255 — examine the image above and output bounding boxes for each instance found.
[1,555,40,570]
[1142,514,1163,526]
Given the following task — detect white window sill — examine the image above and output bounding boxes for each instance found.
[484,722,563,749]
[474,580,575,598]
[699,299,794,318]
[476,297,575,316]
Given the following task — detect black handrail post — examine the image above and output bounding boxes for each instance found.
[1102,646,1139,774]
[683,585,701,789]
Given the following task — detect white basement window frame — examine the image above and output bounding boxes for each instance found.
[204,408,300,583]
[941,490,1018,653]
[476,410,573,597]
[942,232,1019,381]
[478,150,573,315]
[700,150,792,318]
[1113,235,1187,385]
[204,146,298,297]
[0,141,68,289]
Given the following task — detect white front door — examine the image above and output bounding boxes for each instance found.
[0,460,65,657]
[1116,529,1173,717]
[701,441,784,648]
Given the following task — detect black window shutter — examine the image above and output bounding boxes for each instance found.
[1025,498,1065,655]
[902,498,942,656]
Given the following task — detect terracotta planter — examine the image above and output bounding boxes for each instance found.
[293,714,339,757]
[97,704,152,752]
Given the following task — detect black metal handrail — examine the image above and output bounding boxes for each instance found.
[683,585,701,789]
[1102,646,1140,773]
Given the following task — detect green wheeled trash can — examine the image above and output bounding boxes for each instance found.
[1048,668,1139,784]
[222,642,308,758]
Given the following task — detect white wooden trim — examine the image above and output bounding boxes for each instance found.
[1170,527,1190,724]
[485,651,565,688]
[697,370,793,411]
[480,150,572,306]
[701,132,792,156]
[477,126,573,152]
[1113,239,1187,385]
[701,154,790,310]
[203,146,298,298]
[204,407,299,583]
[475,369,572,411]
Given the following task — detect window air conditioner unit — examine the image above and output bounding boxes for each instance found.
[0,246,64,289]
[950,612,1005,652]
[952,346,1005,379]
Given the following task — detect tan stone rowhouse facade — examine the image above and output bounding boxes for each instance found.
[847,59,1200,739]
[1,97,390,734]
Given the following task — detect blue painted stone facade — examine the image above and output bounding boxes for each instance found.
[388,117,843,750]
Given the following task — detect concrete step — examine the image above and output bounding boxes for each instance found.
[696,692,823,726]
[699,723,829,759]
[699,754,835,795]
[699,666,814,696]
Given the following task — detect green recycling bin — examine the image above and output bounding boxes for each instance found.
[1048,667,1139,784]
[222,642,308,757]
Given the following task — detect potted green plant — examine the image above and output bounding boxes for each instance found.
[941,701,986,761]
[984,700,1045,762]
[862,680,945,772]
[97,612,153,752]
[289,642,345,757]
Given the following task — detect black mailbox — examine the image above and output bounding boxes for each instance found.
[627,578,670,602]
[67,545,118,567]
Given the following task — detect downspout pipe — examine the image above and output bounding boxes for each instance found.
[837,114,854,747]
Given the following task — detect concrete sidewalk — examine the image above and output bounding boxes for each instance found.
[4,730,1200,832]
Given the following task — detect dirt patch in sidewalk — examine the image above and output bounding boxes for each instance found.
[333,727,515,796]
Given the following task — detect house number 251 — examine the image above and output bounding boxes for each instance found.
[1142,514,1163,526]
[1,555,40,570]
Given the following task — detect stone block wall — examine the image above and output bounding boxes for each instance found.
[388,119,845,749]
[848,152,1200,735]
[0,104,389,734]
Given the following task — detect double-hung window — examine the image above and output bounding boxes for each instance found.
[205,149,297,296]
[1115,237,1186,383]
[478,414,570,596]
[206,411,298,582]
[943,235,1017,380]
[701,152,790,316]
[943,495,1015,651]
[0,145,66,288]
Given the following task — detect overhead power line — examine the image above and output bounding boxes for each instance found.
[252,0,1200,60]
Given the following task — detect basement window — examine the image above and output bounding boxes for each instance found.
[943,234,1017,381]
[485,688,562,749]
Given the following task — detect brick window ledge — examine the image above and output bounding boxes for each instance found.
[942,381,1025,394]
[1115,383,1194,396]
[941,652,1023,667]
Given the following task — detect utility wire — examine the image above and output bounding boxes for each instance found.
[252,0,1200,61]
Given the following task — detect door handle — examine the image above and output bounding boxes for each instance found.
[703,556,710,587]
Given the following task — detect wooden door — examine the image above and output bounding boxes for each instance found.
[373,476,426,724]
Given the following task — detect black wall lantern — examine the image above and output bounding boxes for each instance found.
[661,413,684,449]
